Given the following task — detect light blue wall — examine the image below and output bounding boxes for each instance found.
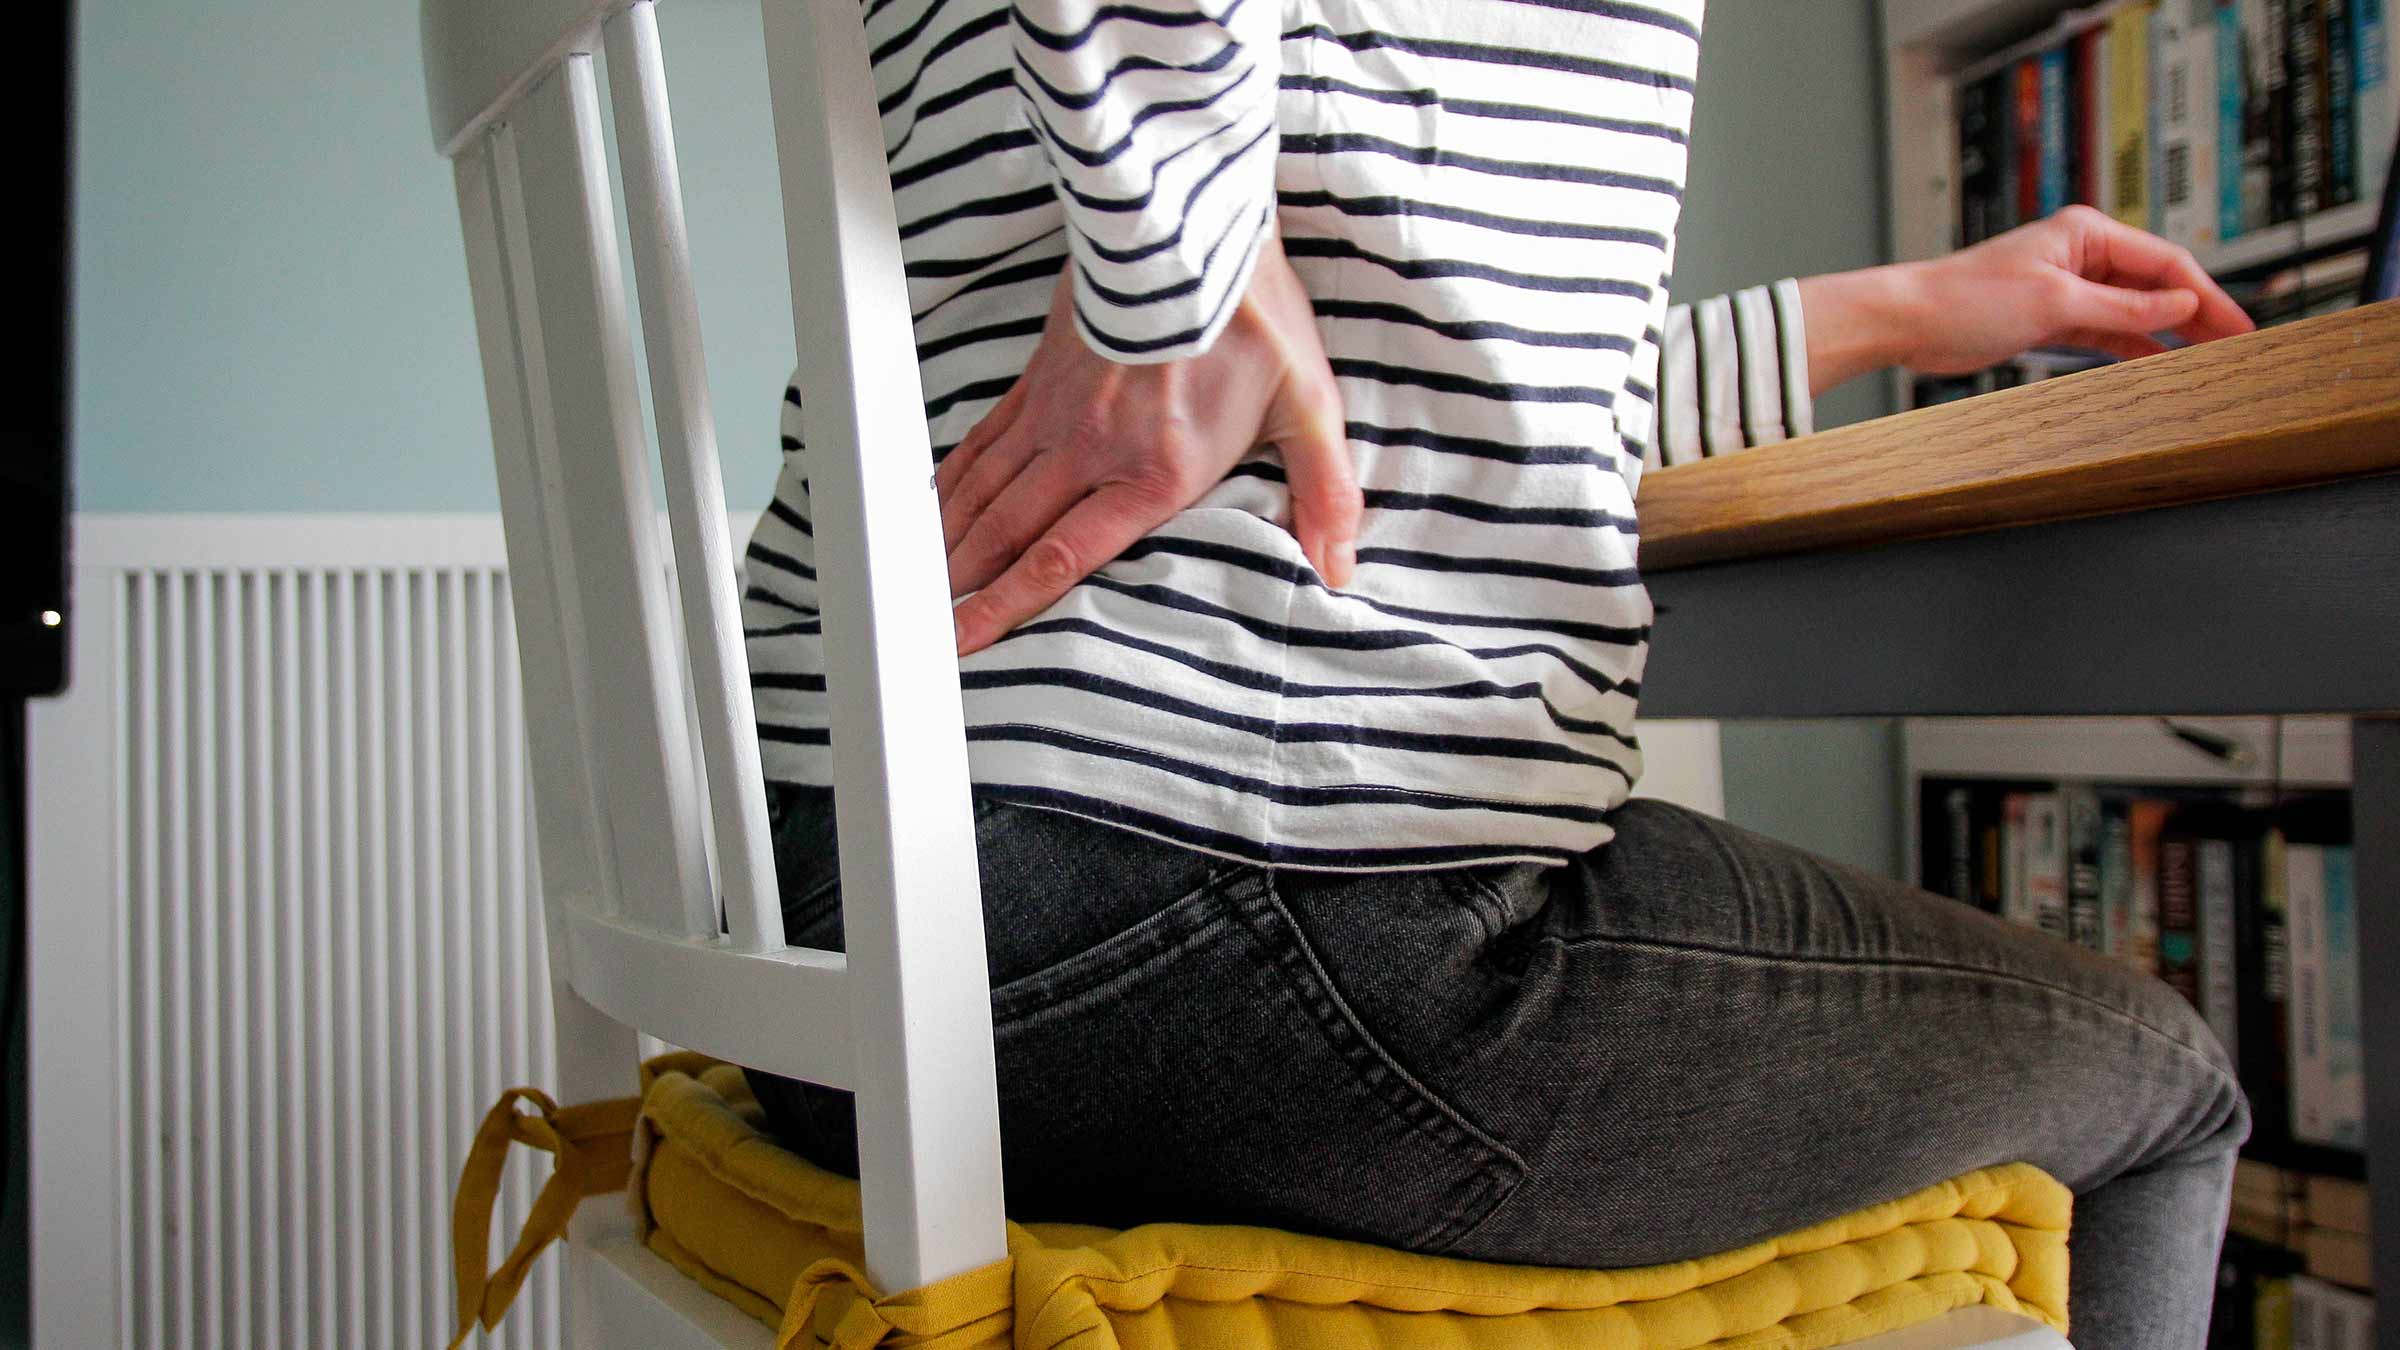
[73,0,794,513]
[1676,0,1906,876]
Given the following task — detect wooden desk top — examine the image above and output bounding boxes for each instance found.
[1637,299,2400,572]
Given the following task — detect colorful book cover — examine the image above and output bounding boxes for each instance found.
[2237,0,2287,230]
[2129,798,2172,975]
[2079,23,2113,204]
[2328,0,2358,203]
[2024,792,2069,937]
[2158,825,2203,1007]
[2320,845,2362,1149]
[2357,0,2396,206]
[2267,0,2299,221]
[1959,75,2000,243]
[2092,21,2119,208]
[2002,792,2033,929]
[2113,3,2157,225]
[2234,823,2287,1143]
[2064,786,2105,949]
[2284,841,2331,1145]
[2222,0,2256,237]
[2156,0,2224,243]
[2018,57,2047,223]
[2041,46,2074,216]
[1997,65,2024,233]
[2290,0,2331,214]
[2196,835,2240,1066]
[2099,796,2135,961]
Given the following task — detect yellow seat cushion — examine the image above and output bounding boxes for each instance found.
[622,1056,2071,1350]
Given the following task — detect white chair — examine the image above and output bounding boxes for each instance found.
[420,4,2073,1346]
[425,0,1004,1342]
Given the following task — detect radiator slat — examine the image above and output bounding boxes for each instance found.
[115,563,563,1348]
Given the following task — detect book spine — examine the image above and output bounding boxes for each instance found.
[2026,793,2069,937]
[2159,828,2204,1006]
[1998,65,2025,232]
[2115,4,2158,225]
[2357,0,2396,206]
[1959,77,1996,244]
[2042,47,2074,216]
[2100,796,2135,960]
[2159,0,2222,242]
[2131,799,2171,976]
[2233,825,2286,1141]
[2269,0,2299,221]
[2191,1,2225,240]
[2290,0,2331,213]
[2223,0,2257,237]
[2066,787,2106,949]
[2284,843,2331,1145]
[2256,826,2292,1146]
[2094,21,2120,209]
[2321,845,2363,1148]
[2328,0,2358,203]
[2019,58,2048,223]
[2197,835,2241,1066]
[1945,786,1975,902]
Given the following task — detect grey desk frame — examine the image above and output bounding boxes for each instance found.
[1642,472,2400,1331]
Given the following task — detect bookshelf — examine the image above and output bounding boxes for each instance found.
[1878,0,2398,408]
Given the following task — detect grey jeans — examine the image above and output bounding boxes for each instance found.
[747,785,2247,1349]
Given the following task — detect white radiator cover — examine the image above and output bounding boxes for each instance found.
[31,516,571,1350]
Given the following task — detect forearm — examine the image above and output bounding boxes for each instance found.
[1793,263,1932,396]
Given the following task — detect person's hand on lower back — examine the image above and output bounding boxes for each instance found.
[935,231,1358,656]
[1797,205,2255,394]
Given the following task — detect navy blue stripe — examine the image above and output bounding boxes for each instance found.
[1281,25,1696,94]
[1282,236,1652,298]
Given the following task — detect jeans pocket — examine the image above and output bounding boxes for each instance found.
[990,866,1526,1254]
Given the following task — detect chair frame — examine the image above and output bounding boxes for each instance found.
[426,1,1006,1340]
[424,7,2072,1347]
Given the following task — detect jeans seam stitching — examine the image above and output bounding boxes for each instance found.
[1548,931,2238,1081]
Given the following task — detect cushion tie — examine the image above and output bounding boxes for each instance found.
[448,1086,641,1348]
[777,1253,1019,1349]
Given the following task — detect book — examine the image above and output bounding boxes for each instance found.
[2255,822,2295,1148]
[2287,842,2343,1146]
[2019,57,2048,223]
[1960,74,2002,244]
[2306,1172,2372,1234]
[2236,819,2290,1144]
[2074,22,2106,204]
[2268,0,2301,221]
[2129,797,2173,976]
[2289,1274,2374,1349]
[2159,822,2204,1007]
[2321,845,2363,1150]
[2294,0,2333,214]
[2330,0,2360,204]
[2043,46,2074,216]
[2100,795,2136,960]
[2115,3,2159,224]
[2002,792,2032,927]
[2224,0,2259,238]
[2240,0,2288,229]
[2158,0,2225,244]
[2065,786,2106,949]
[2301,1225,2374,1291]
[2025,792,2070,937]
[2198,832,2242,1065]
[2358,0,2396,207]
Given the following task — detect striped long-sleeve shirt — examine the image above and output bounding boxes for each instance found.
[745,0,1814,870]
